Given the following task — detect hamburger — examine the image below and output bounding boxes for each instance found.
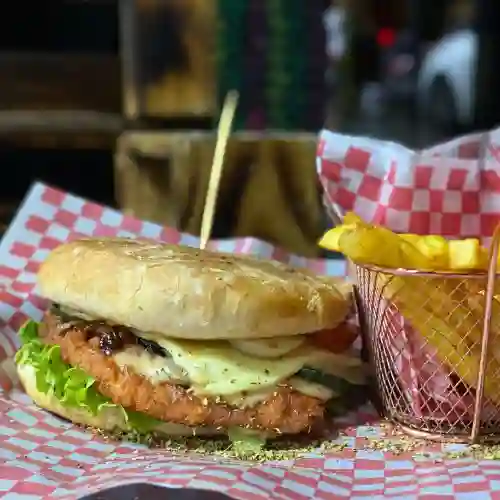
[15,238,364,447]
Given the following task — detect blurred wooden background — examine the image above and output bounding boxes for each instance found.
[0,2,121,150]
[116,131,325,257]
[122,0,217,121]
[0,0,329,257]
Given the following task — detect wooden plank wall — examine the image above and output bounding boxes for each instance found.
[0,52,121,113]
[0,50,122,149]
[0,0,218,147]
[0,0,122,149]
[0,52,122,149]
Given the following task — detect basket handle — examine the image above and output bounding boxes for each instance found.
[471,225,500,441]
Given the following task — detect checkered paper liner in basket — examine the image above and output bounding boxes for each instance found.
[316,127,500,422]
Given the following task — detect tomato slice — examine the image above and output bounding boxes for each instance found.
[310,322,357,353]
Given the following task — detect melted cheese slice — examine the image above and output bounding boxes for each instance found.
[223,378,336,407]
[153,337,312,395]
[113,335,365,402]
[113,346,189,384]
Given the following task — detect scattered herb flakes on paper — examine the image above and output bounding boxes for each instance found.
[89,427,353,462]
[445,444,500,461]
[88,421,500,463]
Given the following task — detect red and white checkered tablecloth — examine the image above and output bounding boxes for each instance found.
[0,181,500,499]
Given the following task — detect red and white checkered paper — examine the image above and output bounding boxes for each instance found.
[0,181,369,499]
[317,128,500,242]
[3,182,500,499]
[316,128,500,423]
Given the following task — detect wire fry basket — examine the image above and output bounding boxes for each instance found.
[354,228,500,443]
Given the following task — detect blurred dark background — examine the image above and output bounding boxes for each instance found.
[0,0,497,255]
[0,2,119,228]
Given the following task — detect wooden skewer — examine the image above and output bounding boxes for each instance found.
[199,90,239,250]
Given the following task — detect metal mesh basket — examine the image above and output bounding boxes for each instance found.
[354,232,500,442]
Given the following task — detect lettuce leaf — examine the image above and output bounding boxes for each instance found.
[227,427,267,457]
[15,320,162,433]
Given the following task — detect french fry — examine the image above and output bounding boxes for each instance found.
[400,234,449,269]
[449,239,482,270]
[320,212,492,272]
[343,212,366,225]
[338,226,410,268]
[318,226,349,252]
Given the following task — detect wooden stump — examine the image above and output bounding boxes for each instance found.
[115,131,325,257]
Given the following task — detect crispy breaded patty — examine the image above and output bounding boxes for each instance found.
[39,312,324,434]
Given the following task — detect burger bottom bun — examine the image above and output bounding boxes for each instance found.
[16,364,222,437]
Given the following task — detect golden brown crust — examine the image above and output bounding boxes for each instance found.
[17,364,221,437]
[38,238,352,340]
[36,312,324,434]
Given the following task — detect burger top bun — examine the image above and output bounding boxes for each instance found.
[38,238,351,340]
[17,364,221,437]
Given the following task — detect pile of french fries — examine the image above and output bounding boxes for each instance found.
[319,213,500,406]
